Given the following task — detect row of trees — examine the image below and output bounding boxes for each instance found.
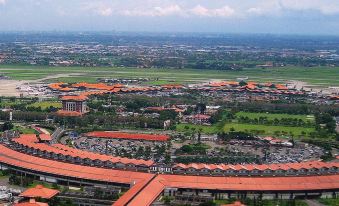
[237,116,314,127]
[224,102,339,116]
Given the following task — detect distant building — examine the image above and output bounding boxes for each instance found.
[56,95,88,117]
[182,114,211,124]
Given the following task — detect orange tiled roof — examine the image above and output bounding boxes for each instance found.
[246,84,256,90]
[0,145,155,185]
[209,81,239,87]
[70,82,127,91]
[56,110,83,117]
[276,84,289,90]
[161,174,339,191]
[13,134,154,167]
[19,185,59,199]
[112,180,152,206]
[38,134,52,141]
[57,87,73,92]
[48,82,66,90]
[126,176,167,206]
[161,84,184,89]
[115,174,339,206]
[173,161,339,172]
[0,143,339,206]
[60,95,88,101]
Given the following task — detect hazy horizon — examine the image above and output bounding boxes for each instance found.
[1,0,339,35]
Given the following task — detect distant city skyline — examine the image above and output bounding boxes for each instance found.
[1,0,339,35]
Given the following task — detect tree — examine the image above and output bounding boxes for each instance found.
[159,110,177,121]
[184,106,194,115]
[164,153,171,164]
[197,129,202,143]
[199,201,216,206]
[239,81,247,86]
[163,196,172,205]
[2,121,13,131]
[181,145,193,153]
[195,103,206,114]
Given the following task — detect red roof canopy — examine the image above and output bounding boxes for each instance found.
[56,110,83,117]
[60,95,87,101]
[19,185,59,199]
[39,134,52,141]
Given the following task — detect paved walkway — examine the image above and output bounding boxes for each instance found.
[305,199,325,206]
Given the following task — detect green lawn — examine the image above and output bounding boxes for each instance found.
[27,101,62,109]
[176,122,315,137]
[176,123,219,134]
[12,126,37,134]
[0,100,23,108]
[236,111,315,122]
[318,198,339,206]
[1,65,339,86]
[223,123,315,137]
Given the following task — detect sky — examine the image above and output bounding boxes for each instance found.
[1,0,339,35]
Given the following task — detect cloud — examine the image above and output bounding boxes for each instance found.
[190,5,210,16]
[98,7,112,16]
[81,1,114,16]
[246,0,339,17]
[214,6,235,17]
[76,1,339,18]
[120,4,235,18]
[190,5,235,17]
[279,0,339,15]
[246,7,263,15]
[121,4,182,17]
[246,1,283,17]
[0,0,6,5]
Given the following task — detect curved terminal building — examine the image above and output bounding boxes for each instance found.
[0,134,338,206]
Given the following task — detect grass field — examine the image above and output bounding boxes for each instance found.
[318,198,339,206]
[176,124,219,134]
[176,122,315,137]
[12,126,36,134]
[236,111,315,122]
[223,123,315,136]
[28,101,62,109]
[0,65,339,86]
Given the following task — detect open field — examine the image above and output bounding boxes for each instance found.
[0,65,339,86]
[176,123,315,137]
[12,126,36,134]
[235,111,315,122]
[223,123,315,136]
[176,124,219,134]
[28,101,62,109]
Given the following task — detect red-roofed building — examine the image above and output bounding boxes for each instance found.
[19,185,59,199]
[57,95,88,116]
[183,114,211,124]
